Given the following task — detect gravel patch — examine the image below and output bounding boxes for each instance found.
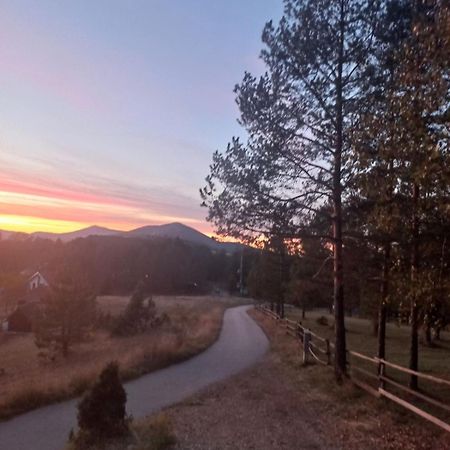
[166,360,337,450]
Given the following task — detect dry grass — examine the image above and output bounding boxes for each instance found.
[133,413,176,450]
[66,413,176,450]
[0,295,246,420]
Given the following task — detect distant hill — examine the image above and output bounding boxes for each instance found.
[31,225,120,242]
[0,223,242,252]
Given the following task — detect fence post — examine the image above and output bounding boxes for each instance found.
[303,330,311,365]
[379,359,386,390]
[325,339,331,365]
[296,322,303,342]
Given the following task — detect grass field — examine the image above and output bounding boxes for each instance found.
[284,307,450,377]
[282,306,450,418]
[0,295,246,420]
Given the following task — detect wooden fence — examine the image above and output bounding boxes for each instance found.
[256,304,450,433]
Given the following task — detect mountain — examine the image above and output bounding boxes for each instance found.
[32,225,120,242]
[127,222,216,246]
[0,223,243,252]
[127,222,242,251]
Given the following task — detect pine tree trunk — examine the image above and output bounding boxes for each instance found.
[333,206,346,380]
[435,328,441,341]
[424,323,432,346]
[373,317,378,337]
[333,0,347,381]
[278,249,285,319]
[434,237,447,344]
[409,183,420,390]
[377,242,391,363]
[62,324,69,358]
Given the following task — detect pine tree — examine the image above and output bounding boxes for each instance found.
[35,274,96,357]
[353,0,450,388]
[112,281,155,336]
[201,0,381,379]
[352,0,414,364]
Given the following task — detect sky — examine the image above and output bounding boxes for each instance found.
[0,0,283,235]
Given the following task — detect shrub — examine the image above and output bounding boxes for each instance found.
[112,283,156,337]
[316,316,329,326]
[71,362,130,448]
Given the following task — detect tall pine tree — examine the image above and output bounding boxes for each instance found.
[201,0,381,379]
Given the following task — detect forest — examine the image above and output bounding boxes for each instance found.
[0,235,246,308]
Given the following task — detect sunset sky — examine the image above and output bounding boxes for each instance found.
[0,0,282,235]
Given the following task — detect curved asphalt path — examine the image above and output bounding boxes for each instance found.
[0,305,268,450]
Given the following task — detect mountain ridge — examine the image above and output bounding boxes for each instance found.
[0,222,242,252]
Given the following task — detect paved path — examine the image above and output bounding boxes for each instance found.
[0,305,268,450]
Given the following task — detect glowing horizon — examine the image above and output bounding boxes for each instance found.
[0,215,215,236]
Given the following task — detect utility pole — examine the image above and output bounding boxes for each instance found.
[239,248,244,296]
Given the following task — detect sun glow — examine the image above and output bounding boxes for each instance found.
[0,187,211,235]
[0,215,89,234]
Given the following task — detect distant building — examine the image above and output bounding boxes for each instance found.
[4,271,50,332]
[27,272,49,291]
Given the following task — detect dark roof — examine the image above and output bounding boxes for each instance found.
[19,285,49,304]
[9,302,43,322]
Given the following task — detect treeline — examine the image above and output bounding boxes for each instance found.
[201,0,450,384]
[0,236,247,297]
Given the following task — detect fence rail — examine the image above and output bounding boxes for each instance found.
[256,304,450,434]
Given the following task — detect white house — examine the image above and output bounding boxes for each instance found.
[27,272,49,291]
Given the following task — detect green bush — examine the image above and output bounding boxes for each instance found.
[71,362,130,448]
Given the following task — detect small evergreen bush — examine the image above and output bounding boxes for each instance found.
[72,362,130,447]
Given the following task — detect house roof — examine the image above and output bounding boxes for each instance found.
[27,271,49,282]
